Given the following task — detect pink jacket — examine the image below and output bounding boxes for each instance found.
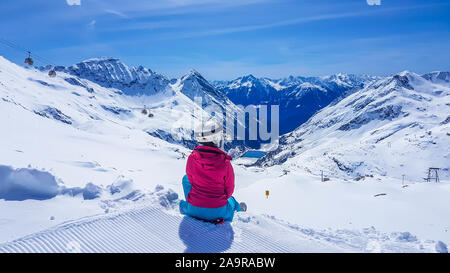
[186,146,235,208]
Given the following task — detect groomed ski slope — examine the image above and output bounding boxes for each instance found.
[0,205,443,253]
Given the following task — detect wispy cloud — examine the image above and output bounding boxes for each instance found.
[95,0,270,17]
[104,9,128,18]
[177,4,444,38]
[100,20,182,32]
[66,0,81,6]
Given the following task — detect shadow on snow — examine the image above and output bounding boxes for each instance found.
[178,216,234,253]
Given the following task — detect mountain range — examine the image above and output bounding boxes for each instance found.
[257,71,450,180]
[42,57,381,136]
[214,73,379,133]
[33,57,450,181]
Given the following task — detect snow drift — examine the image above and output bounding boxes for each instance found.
[0,165,59,201]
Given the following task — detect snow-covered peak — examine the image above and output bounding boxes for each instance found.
[184,68,203,79]
[392,70,427,81]
[78,56,125,65]
[240,74,257,82]
[71,57,149,81]
[422,71,450,84]
[177,68,231,107]
[47,58,169,96]
[276,75,304,86]
[180,69,219,91]
[321,72,348,80]
[298,82,326,91]
[368,71,430,93]
[396,70,413,77]
[174,68,254,148]
[180,69,211,88]
[319,73,380,89]
[265,79,285,91]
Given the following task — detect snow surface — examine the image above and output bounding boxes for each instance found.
[0,56,449,252]
[0,199,443,253]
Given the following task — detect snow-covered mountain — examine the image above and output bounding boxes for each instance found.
[38,58,254,153]
[422,71,450,83]
[214,73,378,133]
[258,71,450,181]
[44,58,240,118]
[172,69,258,152]
[173,69,244,122]
[214,74,279,105]
[10,55,222,153]
[176,69,233,107]
[41,57,170,96]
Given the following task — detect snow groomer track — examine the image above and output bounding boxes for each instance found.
[0,205,442,253]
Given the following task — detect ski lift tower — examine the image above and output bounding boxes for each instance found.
[425,168,440,183]
[141,105,148,115]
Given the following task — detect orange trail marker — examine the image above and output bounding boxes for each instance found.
[265,190,269,199]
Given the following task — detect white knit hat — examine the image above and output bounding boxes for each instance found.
[194,119,223,147]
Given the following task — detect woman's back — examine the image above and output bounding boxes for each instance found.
[186,146,235,208]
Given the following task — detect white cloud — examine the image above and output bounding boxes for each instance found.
[66,0,81,6]
[91,0,268,17]
[88,20,96,28]
[176,4,439,39]
[104,9,128,18]
[367,0,381,6]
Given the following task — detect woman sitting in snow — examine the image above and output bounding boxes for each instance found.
[179,120,247,223]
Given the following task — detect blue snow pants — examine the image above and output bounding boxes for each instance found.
[179,175,241,222]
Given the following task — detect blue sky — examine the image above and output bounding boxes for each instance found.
[0,0,449,80]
